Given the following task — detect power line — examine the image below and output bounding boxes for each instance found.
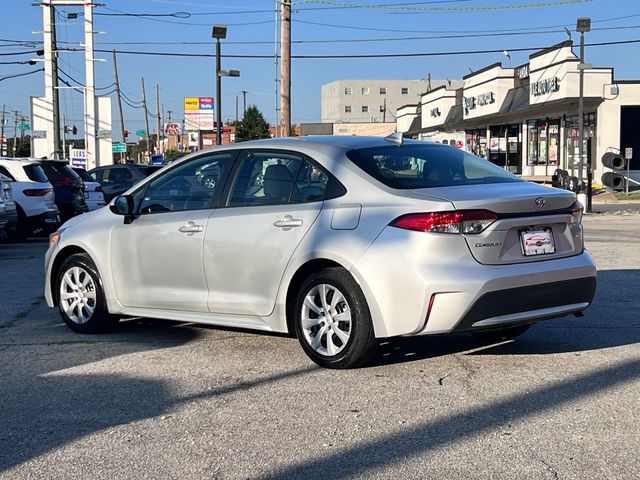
[291,0,595,11]
[56,38,640,60]
[0,68,43,83]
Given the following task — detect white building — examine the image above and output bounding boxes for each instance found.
[322,79,461,124]
[397,40,640,186]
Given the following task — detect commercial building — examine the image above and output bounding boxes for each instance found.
[322,79,460,124]
[397,41,640,184]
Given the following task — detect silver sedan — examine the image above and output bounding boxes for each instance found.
[44,135,596,368]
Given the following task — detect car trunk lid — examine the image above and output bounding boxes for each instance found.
[411,182,582,265]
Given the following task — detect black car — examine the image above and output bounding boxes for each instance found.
[38,160,88,222]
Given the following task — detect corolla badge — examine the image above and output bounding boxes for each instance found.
[534,197,546,210]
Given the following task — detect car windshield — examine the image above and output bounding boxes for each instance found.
[346,143,523,189]
[72,168,94,182]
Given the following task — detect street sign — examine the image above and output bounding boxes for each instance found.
[18,123,30,130]
[112,142,127,153]
[135,130,147,136]
[625,147,633,160]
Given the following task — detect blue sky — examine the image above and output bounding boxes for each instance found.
[2,0,640,138]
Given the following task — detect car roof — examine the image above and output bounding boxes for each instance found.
[234,135,415,150]
[0,157,43,165]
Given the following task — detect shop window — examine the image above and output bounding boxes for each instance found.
[564,113,596,170]
[527,119,559,166]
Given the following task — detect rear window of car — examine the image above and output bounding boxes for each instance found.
[144,166,163,176]
[40,163,81,181]
[346,143,523,189]
[72,168,94,182]
[22,164,50,183]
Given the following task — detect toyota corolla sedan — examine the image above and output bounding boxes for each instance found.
[44,135,596,369]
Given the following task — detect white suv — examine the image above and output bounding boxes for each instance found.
[0,173,18,239]
[0,158,60,240]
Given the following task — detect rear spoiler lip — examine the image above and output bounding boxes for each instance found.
[494,204,579,219]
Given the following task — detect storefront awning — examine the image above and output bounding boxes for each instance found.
[499,86,530,115]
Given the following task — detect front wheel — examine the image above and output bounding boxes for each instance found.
[294,268,377,369]
[56,253,119,333]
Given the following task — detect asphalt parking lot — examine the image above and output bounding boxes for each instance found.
[1,213,639,479]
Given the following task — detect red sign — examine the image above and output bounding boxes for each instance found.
[198,97,214,110]
[164,122,180,135]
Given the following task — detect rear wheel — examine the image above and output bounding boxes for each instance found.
[56,253,119,333]
[471,324,531,342]
[294,268,377,369]
[5,206,27,242]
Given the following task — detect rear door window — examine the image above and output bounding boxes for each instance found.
[73,168,94,182]
[0,165,16,181]
[40,163,81,183]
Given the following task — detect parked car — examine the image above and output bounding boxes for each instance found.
[38,160,88,222]
[45,136,596,369]
[0,158,59,240]
[72,167,106,211]
[89,164,164,203]
[0,173,18,239]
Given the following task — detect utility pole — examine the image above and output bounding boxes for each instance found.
[383,98,387,123]
[12,111,19,157]
[577,17,592,212]
[241,90,248,117]
[50,5,62,157]
[280,0,291,137]
[235,95,239,124]
[156,84,162,154]
[1,105,6,156]
[62,113,66,159]
[112,50,126,163]
[141,77,151,157]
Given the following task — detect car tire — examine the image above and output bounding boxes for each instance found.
[56,253,119,334]
[5,206,27,242]
[471,324,531,342]
[294,267,377,369]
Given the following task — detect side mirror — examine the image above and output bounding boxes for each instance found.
[110,194,135,223]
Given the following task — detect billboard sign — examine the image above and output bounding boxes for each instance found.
[165,122,180,135]
[184,97,199,110]
[69,148,87,169]
[199,97,214,109]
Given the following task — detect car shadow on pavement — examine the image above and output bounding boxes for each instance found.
[0,317,315,474]
[258,356,640,480]
[371,269,640,366]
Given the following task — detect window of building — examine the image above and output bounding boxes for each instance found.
[379,87,387,95]
[362,106,369,113]
[344,105,352,113]
[379,105,385,113]
[401,87,409,95]
[344,87,352,95]
[361,87,369,95]
[527,119,560,167]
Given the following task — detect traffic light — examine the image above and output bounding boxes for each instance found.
[123,129,129,138]
[72,125,77,135]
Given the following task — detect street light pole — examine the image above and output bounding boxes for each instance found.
[216,37,222,146]
[576,17,591,212]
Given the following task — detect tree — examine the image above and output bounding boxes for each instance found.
[236,105,270,142]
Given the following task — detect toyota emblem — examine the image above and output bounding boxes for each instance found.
[534,197,546,210]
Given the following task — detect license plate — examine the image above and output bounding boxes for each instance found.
[520,228,555,256]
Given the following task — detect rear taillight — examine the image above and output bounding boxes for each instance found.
[95,185,102,192]
[51,177,76,187]
[570,200,583,224]
[390,210,497,234]
[23,188,53,197]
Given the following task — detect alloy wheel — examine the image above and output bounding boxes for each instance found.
[59,266,97,324]
[301,283,352,357]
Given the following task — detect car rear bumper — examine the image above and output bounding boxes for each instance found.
[350,226,597,338]
[26,209,60,233]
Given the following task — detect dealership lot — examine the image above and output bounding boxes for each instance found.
[1,213,639,479]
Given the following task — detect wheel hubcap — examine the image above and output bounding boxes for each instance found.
[301,283,352,357]
[59,266,97,324]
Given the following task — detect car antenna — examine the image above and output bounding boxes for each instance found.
[384,132,404,145]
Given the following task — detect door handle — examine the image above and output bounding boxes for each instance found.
[273,215,303,230]
[178,221,204,235]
